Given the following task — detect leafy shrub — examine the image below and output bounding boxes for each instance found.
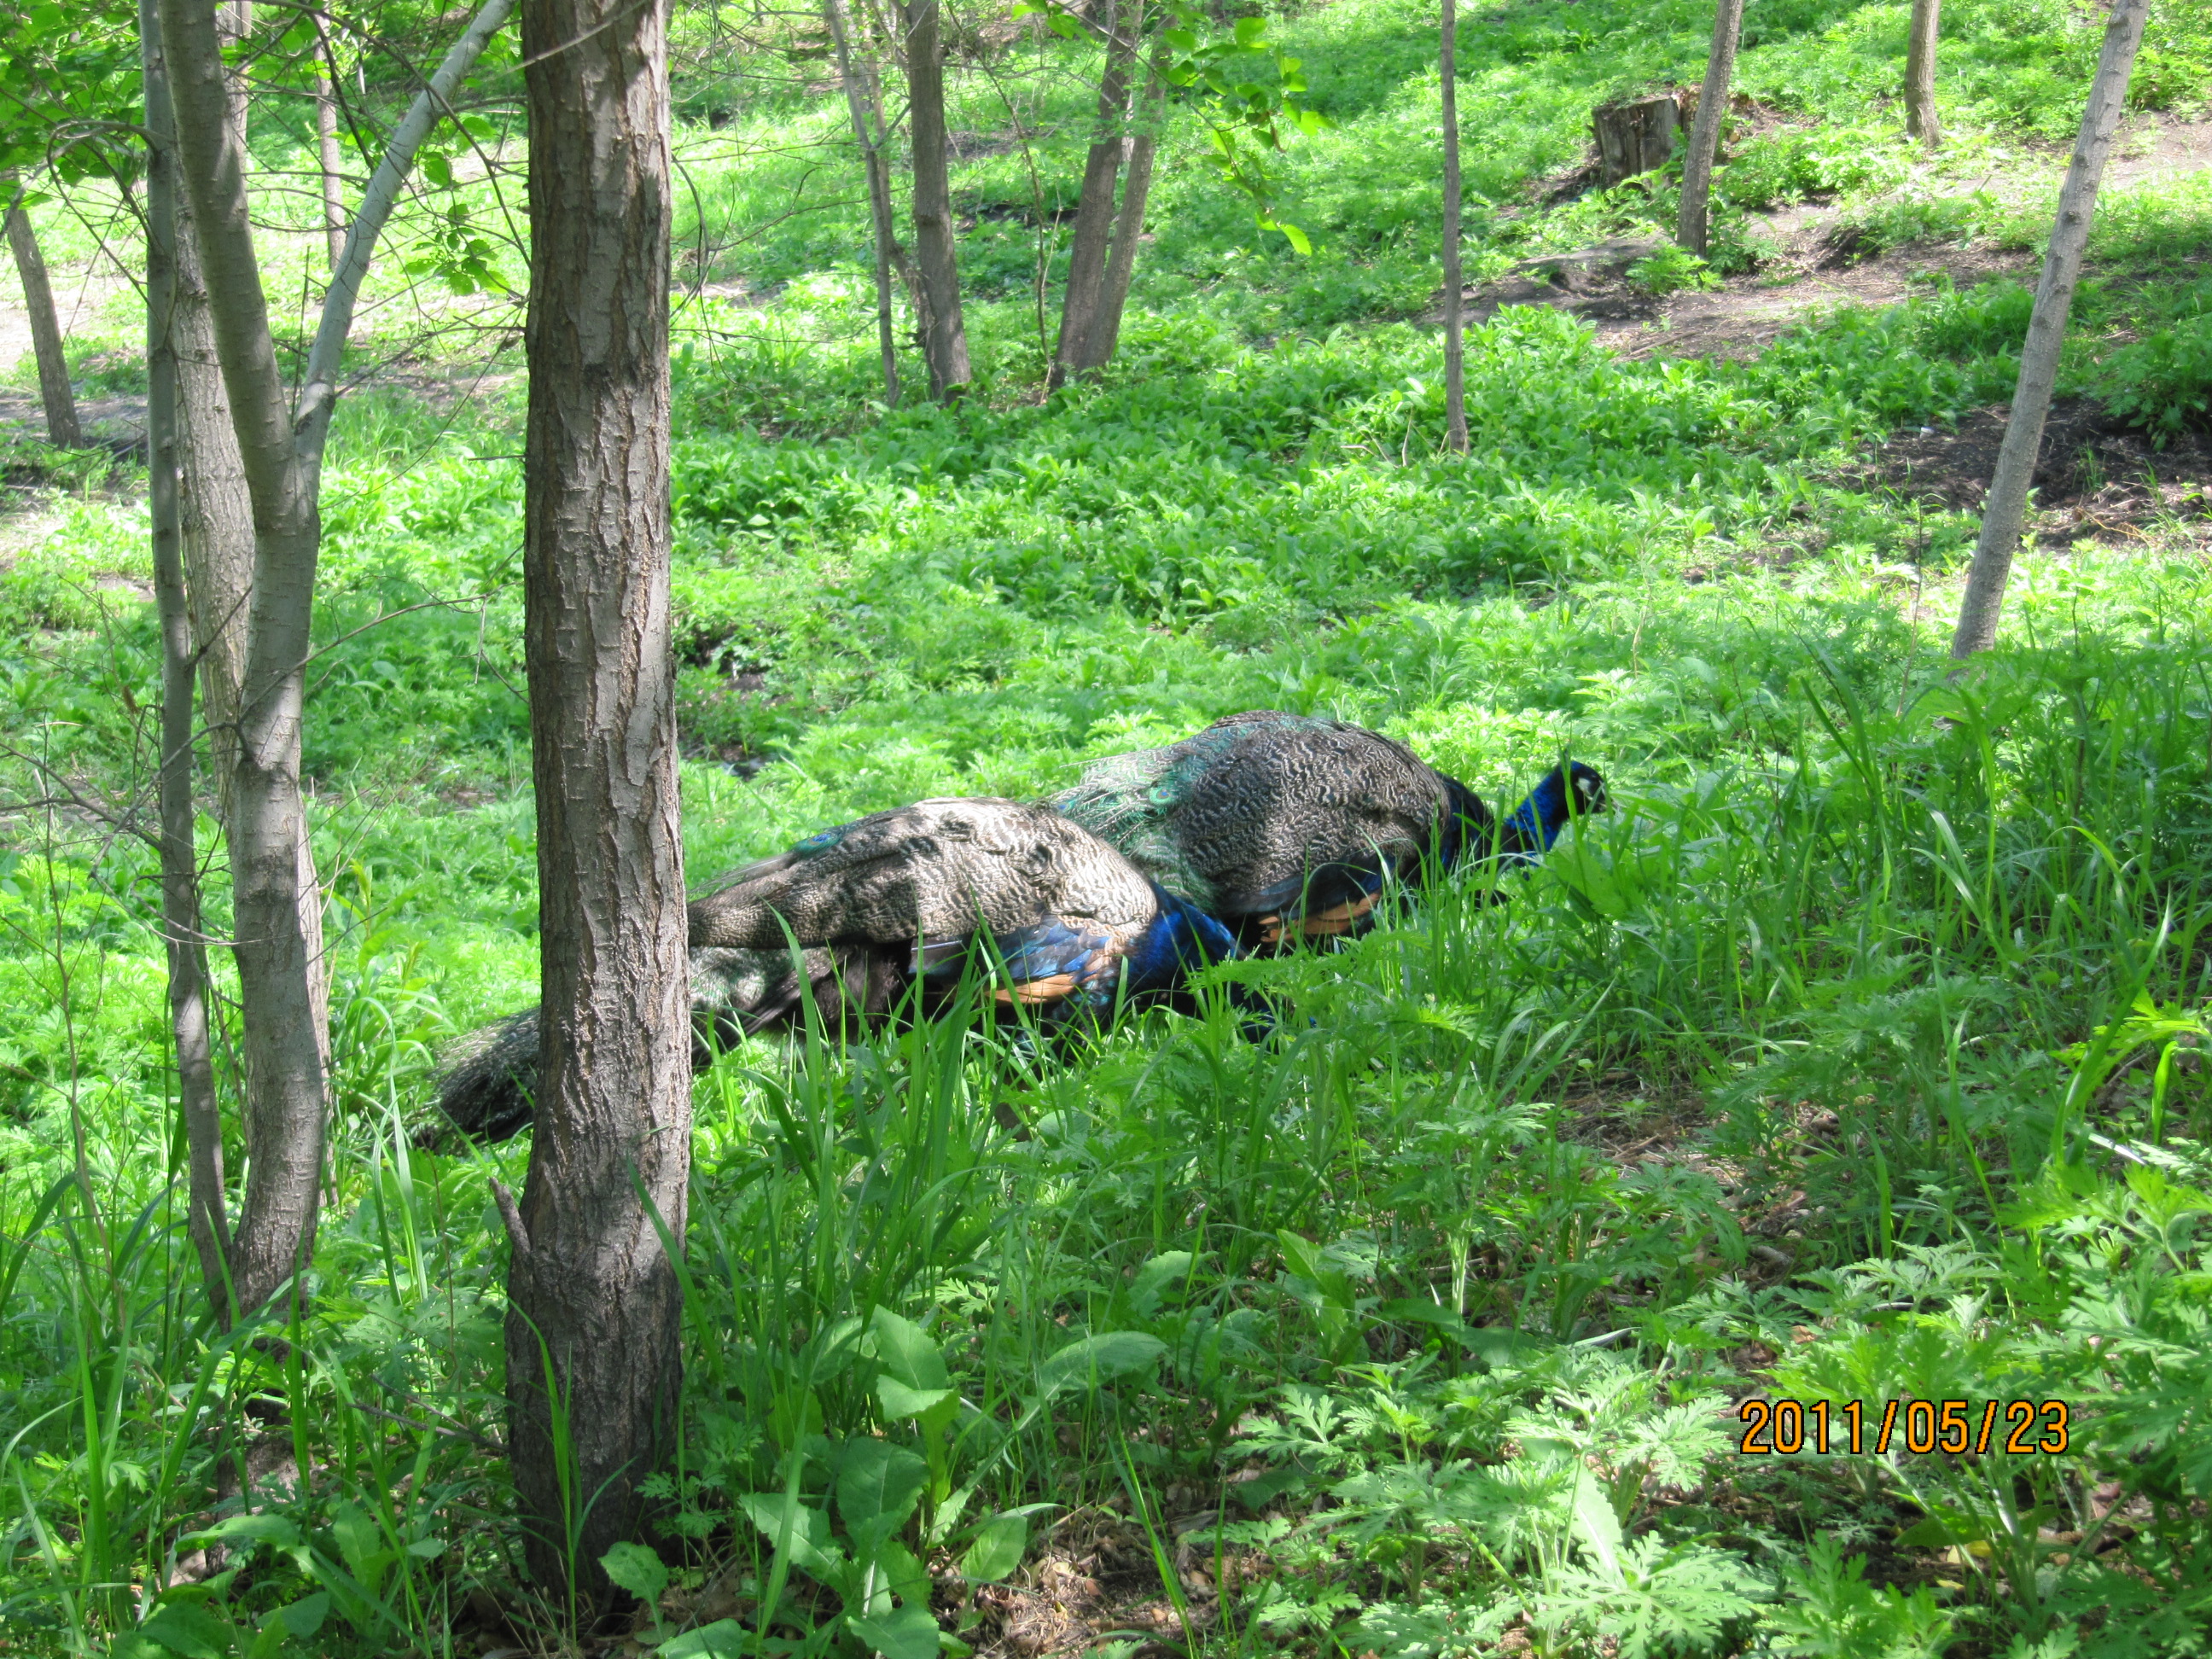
[1837,190,2002,254]
[1718,127,1908,212]
[1627,247,1720,295]
[2098,313,2212,441]
[1910,276,2034,360]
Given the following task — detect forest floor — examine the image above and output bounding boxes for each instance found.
[6,1,2212,1656]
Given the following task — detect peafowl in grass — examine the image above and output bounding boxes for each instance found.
[433,798,1240,1143]
[1051,711,1606,948]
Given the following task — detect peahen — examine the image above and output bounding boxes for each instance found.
[1051,711,1606,947]
[433,798,1240,1142]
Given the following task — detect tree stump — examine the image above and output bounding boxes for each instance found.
[1592,94,1681,189]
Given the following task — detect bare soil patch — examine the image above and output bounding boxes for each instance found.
[1852,395,2212,538]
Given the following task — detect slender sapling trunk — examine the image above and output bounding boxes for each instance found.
[1951,0,2150,661]
[1441,0,1467,453]
[1905,0,1942,149]
[1051,0,1134,390]
[1675,0,1744,257]
[4,185,84,448]
[902,0,970,399]
[827,0,902,404]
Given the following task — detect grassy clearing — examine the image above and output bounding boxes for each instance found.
[4,0,2212,1653]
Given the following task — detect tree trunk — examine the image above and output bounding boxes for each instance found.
[1951,0,2149,662]
[827,0,902,405]
[160,0,333,1321]
[1905,0,1942,149]
[1592,95,1681,189]
[901,0,969,399]
[1441,0,1467,454]
[509,0,690,1604]
[316,46,347,269]
[1050,0,1134,391]
[1074,32,1165,376]
[1675,0,1744,257]
[158,0,515,1318]
[3,188,84,449]
[143,0,230,1316]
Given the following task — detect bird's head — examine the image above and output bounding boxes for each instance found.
[1564,760,1609,819]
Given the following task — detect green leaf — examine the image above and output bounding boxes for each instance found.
[1130,1251,1195,1317]
[962,1511,1028,1583]
[837,1437,929,1552]
[740,1491,840,1575]
[870,1307,951,1392]
[136,1604,230,1659]
[660,1619,748,1656]
[1035,1331,1167,1401]
[1570,1465,1625,1583]
[420,150,453,189]
[877,1375,957,1420]
[847,1603,942,1659]
[273,1593,329,1639]
[1231,15,1266,45]
[601,1540,670,1605]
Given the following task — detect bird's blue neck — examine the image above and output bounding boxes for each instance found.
[1505,767,1575,854]
[1128,888,1240,987]
[1435,777,1490,872]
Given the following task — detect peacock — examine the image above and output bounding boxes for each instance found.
[1050,711,1606,947]
[433,798,1241,1142]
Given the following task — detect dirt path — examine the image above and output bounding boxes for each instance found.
[1458,110,2212,363]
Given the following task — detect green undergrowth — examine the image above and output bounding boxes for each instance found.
[6,0,2212,1650]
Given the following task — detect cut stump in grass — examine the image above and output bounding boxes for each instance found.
[1593,94,1681,189]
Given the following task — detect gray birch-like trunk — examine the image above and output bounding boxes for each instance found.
[160,0,332,1319]
[1951,0,2150,662]
[158,0,517,1317]
[1440,0,1467,454]
[3,188,84,449]
[827,0,902,405]
[143,0,230,1313]
[1074,34,1165,375]
[509,0,690,1600]
[316,57,346,269]
[902,0,970,399]
[1675,0,1744,257]
[1050,0,1133,391]
[1905,0,1942,148]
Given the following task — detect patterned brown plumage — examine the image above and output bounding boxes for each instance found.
[431,798,1241,1142]
[1052,712,1497,946]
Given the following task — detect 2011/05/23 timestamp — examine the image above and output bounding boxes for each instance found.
[1738,1398,2072,1457]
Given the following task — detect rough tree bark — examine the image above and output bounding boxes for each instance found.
[1440,0,1466,454]
[1951,0,2150,662]
[142,0,229,1313]
[1675,0,1744,257]
[827,0,903,404]
[3,186,84,448]
[1050,0,1135,391]
[901,0,969,399]
[506,0,691,1600]
[158,0,517,1318]
[1905,0,1942,150]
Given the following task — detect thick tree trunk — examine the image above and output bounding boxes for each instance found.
[1951,0,2149,662]
[901,0,969,399]
[160,0,332,1321]
[143,0,230,1316]
[1675,0,1744,257]
[827,0,902,404]
[316,54,346,269]
[1441,0,1467,454]
[1905,0,1942,149]
[3,188,84,449]
[1074,34,1165,376]
[509,0,690,1603]
[1050,0,1134,391]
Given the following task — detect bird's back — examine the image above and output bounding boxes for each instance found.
[1054,713,1461,917]
[689,797,1159,949]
